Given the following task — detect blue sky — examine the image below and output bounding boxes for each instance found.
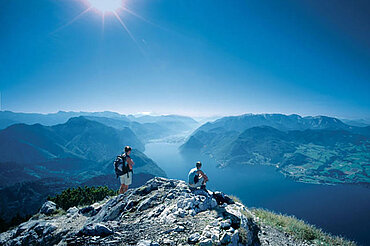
[0,0,369,118]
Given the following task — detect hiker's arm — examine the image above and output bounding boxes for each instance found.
[198,170,208,181]
[203,173,208,181]
[198,170,207,178]
[127,157,134,169]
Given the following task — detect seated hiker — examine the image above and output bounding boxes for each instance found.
[188,161,208,189]
[114,146,135,194]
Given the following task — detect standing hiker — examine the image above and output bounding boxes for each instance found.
[114,146,135,194]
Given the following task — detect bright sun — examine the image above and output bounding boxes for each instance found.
[88,0,122,13]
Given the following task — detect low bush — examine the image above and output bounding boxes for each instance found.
[229,195,243,204]
[48,186,116,211]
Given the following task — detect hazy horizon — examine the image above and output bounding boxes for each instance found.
[1,109,370,122]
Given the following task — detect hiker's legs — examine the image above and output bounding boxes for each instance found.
[191,177,204,188]
[119,184,125,194]
[119,184,129,194]
[119,172,132,194]
[199,177,208,191]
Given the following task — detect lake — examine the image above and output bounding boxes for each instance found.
[145,141,370,246]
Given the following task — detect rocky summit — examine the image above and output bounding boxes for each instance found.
[0,178,314,246]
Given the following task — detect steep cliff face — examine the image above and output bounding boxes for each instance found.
[0,178,317,246]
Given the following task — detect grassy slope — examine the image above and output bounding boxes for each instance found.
[229,195,356,246]
[253,208,356,246]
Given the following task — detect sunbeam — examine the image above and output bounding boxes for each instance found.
[122,6,168,32]
[112,11,146,55]
[51,7,91,34]
[122,7,153,26]
[52,0,152,56]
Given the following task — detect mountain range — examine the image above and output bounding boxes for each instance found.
[180,114,370,185]
[0,116,143,164]
[0,111,199,142]
[0,115,167,221]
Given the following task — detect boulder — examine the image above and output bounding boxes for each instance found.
[202,225,220,242]
[135,178,165,195]
[177,197,196,210]
[91,194,127,222]
[137,240,152,246]
[231,230,239,246]
[220,232,231,244]
[192,188,210,197]
[162,238,174,245]
[79,223,113,237]
[33,221,56,236]
[212,191,235,205]
[188,232,201,244]
[138,194,158,211]
[125,200,136,211]
[223,206,242,229]
[67,206,79,214]
[79,206,95,215]
[39,201,57,215]
[15,221,39,236]
[199,238,213,246]
[220,219,232,229]
[174,225,185,232]
[174,208,187,218]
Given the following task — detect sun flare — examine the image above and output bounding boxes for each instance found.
[55,0,149,55]
[88,0,122,13]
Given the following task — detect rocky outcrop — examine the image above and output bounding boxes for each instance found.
[39,201,57,215]
[0,177,312,245]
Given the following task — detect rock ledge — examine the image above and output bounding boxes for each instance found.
[0,177,312,246]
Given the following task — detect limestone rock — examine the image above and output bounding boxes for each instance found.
[39,201,57,215]
[220,219,232,229]
[0,177,312,246]
[188,232,201,244]
[67,206,79,214]
[137,240,152,246]
[79,223,113,237]
[220,232,231,244]
[199,238,213,246]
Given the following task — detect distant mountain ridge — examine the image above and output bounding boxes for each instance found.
[181,113,370,185]
[0,116,167,222]
[0,110,130,127]
[340,118,370,127]
[0,110,200,142]
[0,116,144,164]
[0,116,168,186]
[196,113,353,133]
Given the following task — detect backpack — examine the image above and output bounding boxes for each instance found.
[113,154,131,178]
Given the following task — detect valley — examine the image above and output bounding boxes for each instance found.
[0,111,369,244]
[180,114,370,186]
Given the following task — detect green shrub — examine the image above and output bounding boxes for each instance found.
[229,195,243,204]
[48,186,116,211]
[252,208,356,246]
[238,227,249,244]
